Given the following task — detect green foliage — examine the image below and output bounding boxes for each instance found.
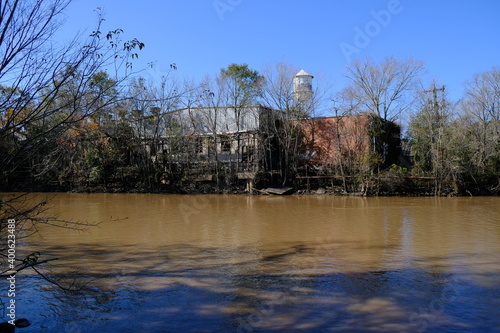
[390,164,408,173]
[221,63,262,87]
[408,108,433,173]
[220,63,264,106]
[88,166,104,185]
[0,1,497,197]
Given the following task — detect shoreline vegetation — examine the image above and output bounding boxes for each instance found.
[4,172,498,196]
[1,3,499,199]
[0,4,499,332]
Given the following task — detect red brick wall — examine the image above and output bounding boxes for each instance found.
[299,115,372,166]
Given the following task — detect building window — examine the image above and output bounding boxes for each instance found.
[242,145,254,163]
[195,137,204,154]
[185,137,203,155]
[167,138,183,155]
[220,136,231,153]
[208,137,216,157]
[383,142,389,159]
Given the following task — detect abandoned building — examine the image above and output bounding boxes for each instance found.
[298,114,401,172]
[136,69,402,190]
[138,105,284,185]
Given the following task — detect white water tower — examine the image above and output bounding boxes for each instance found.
[293,69,314,103]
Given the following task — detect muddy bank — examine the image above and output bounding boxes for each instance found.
[3,176,498,197]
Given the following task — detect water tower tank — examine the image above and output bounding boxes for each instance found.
[293,69,314,103]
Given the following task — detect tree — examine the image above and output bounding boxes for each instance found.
[408,83,458,195]
[461,68,500,176]
[125,71,184,188]
[343,56,424,122]
[0,1,144,188]
[261,62,329,185]
[193,76,226,187]
[0,0,144,286]
[25,70,125,189]
[217,64,264,173]
[219,63,264,108]
[325,100,370,193]
[340,57,422,178]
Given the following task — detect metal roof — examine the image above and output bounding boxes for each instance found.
[294,69,313,78]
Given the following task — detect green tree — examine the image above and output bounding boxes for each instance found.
[0,0,144,283]
[219,63,264,107]
[408,84,458,195]
[218,64,264,174]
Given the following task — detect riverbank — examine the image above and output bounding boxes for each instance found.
[3,175,499,196]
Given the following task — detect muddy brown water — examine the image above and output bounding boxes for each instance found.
[6,193,500,332]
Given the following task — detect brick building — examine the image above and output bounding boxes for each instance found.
[298,114,401,170]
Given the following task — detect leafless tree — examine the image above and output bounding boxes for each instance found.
[343,56,424,122]
[462,68,500,175]
[261,61,330,185]
[0,0,144,183]
[0,0,144,290]
[193,76,225,185]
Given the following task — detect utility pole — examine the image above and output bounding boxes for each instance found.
[424,84,446,195]
[424,85,445,95]
[424,85,445,119]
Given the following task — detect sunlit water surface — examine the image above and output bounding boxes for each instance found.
[5,194,500,332]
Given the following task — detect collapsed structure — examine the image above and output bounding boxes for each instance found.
[138,70,401,191]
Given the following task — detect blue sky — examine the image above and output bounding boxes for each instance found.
[61,0,500,105]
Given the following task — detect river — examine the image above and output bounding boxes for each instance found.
[5,194,500,332]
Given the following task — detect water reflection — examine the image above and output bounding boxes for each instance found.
[11,194,500,332]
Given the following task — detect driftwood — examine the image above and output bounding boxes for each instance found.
[252,188,269,195]
[263,187,294,195]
